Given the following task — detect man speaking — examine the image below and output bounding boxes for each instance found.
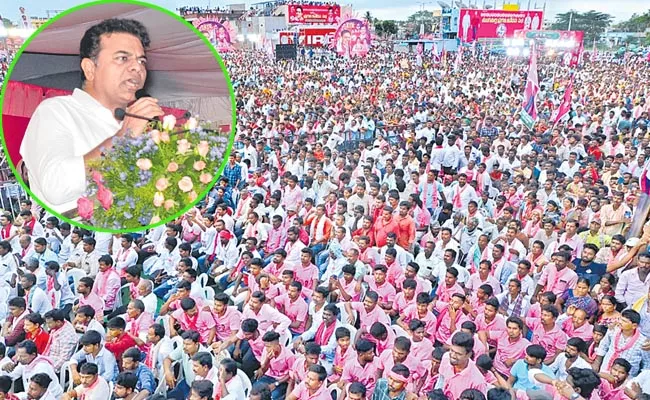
[20,18,164,213]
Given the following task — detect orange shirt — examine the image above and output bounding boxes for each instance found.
[396,215,416,248]
[374,217,400,248]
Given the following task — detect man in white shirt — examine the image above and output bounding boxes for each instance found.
[114,234,138,276]
[19,19,163,213]
[3,341,64,398]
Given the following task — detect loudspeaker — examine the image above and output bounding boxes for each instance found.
[276,44,297,61]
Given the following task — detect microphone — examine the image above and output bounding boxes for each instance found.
[114,89,161,122]
[114,107,159,122]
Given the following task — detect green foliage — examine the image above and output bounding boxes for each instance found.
[550,10,613,44]
[82,118,229,229]
[375,20,398,37]
[614,10,650,32]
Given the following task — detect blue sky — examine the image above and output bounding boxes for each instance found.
[1,0,647,24]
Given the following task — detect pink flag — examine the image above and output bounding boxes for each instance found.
[553,76,573,126]
[519,44,539,130]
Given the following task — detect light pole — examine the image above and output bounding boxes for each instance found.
[417,1,433,35]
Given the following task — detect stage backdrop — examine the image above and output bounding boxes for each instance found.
[458,9,544,42]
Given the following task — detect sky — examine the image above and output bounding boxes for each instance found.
[1,0,647,26]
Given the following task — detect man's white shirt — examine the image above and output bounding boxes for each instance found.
[20,88,122,212]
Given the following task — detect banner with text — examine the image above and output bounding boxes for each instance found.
[458,9,543,42]
[287,4,341,24]
[279,28,336,47]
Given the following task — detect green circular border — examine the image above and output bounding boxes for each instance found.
[0,0,237,234]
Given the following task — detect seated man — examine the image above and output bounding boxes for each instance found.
[62,362,110,400]
[255,331,295,400]
[69,331,119,385]
[26,373,59,400]
[72,305,105,339]
[2,340,63,398]
[121,347,156,398]
[105,317,138,365]
[170,297,216,344]
[43,309,78,372]
[112,371,139,400]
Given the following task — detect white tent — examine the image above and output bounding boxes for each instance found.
[9,3,232,122]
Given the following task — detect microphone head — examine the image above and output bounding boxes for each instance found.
[181,111,192,120]
[114,108,126,121]
[135,89,150,100]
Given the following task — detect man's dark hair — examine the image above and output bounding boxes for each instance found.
[79,19,151,83]
[190,380,213,398]
[30,373,52,391]
[487,388,512,400]
[80,330,102,346]
[80,362,99,375]
[107,317,126,330]
[122,347,143,363]
[250,382,272,400]
[349,382,367,397]
[192,352,213,369]
[16,340,38,355]
[115,372,138,390]
[566,368,601,397]
[0,376,12,394]
[181,330,201,343]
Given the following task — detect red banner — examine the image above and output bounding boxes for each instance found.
[458,9,543,42]
[287,4,340,24]
[279,28,336,47]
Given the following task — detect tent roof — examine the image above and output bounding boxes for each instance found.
[10,3,231,109]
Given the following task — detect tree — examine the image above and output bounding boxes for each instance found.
[550,10,613,44]
[364,11,373,24]
[375,20,398,38]
[614,10,650,32]
[406,10,437,35]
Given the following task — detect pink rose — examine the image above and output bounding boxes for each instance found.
[91,170,104,185]
[155,177,170,191]
[150,215,161,224]
[96,184,114,210]
[77,197,94,220]
[164,199,175,210]
[197,140,210,157]
[153,192,165,207]
[177,139,191,155]
[188,191,198,202]
[160,131,170,143]
[199,172,213,184]
[136,158,153,171]
[167,162,179,172]
[193,160,206,171]
[150,129,161,144]
[178,176,194,192]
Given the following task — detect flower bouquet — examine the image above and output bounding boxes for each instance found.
[79,115,229,230]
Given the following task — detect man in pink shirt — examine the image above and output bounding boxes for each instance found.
[397,293,437,339]
[339,338,378,399]
[437,332,487,399]
[475,297,507,349]
[390,279,417,318]
[290,249,319,291]
[76,276,104,322]
[242,291,291,334]
[170,297,216,345]
[362,265,396,311]
[434,293,470,345]
[435,267,464,303]
[208,293,241,353]
[486,316,530,377]
[534,251,578,299]
[273,281,309,335]
[255,330,295,400]
[265,215,287,258]
[561,307,594,342]
[343,291,390,342]
[287,364,330,400]
[92,255,121,311]
[375,336,425,392]
[282,175,304,212]
[526,304,568,364]
[466,260,502,296]
[231,319,264,377]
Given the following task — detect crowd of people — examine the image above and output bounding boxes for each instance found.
[0,28,649,400]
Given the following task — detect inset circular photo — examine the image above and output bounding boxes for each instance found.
[0,0,236,233]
